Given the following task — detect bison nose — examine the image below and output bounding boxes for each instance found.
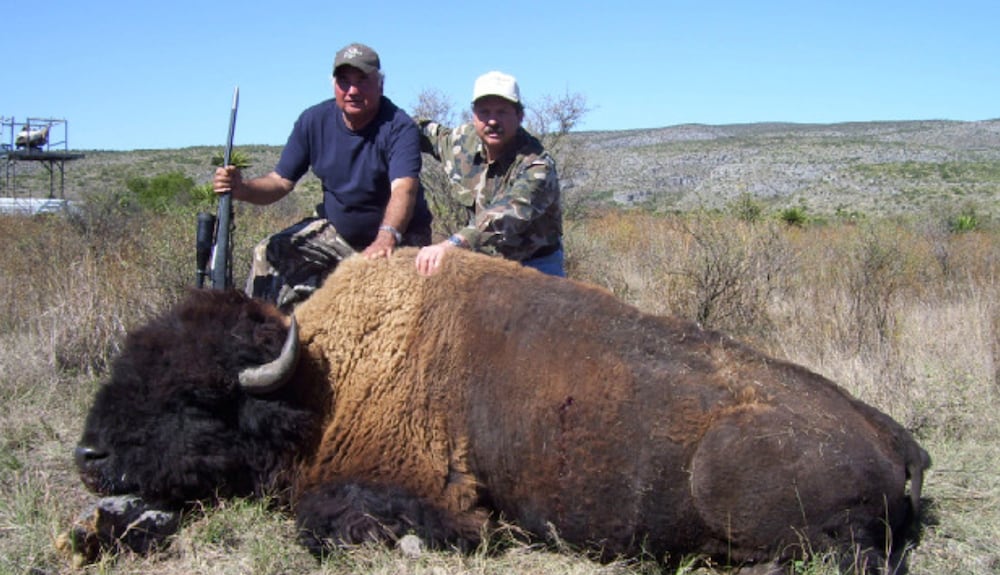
[74,445,107,469]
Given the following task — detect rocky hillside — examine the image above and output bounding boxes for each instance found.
[569,119,1000,217]
[5,119,1000,218]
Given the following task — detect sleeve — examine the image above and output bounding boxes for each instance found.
[414,118,454,164]
[458,153,560,260]
[387,113,423,182]
[274,113,311,183]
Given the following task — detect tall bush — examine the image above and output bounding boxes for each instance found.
[846,224,911,351]
[677,215,793,336]
[125,171,197,213]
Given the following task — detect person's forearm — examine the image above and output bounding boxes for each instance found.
[235,172,293,205]
[366,177,418,257]
[380,177,418,232]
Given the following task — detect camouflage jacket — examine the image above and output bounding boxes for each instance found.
[417,120,562,261]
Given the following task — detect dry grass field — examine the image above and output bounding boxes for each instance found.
[1,126,999,574]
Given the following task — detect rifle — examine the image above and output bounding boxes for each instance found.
[196,86,239,289]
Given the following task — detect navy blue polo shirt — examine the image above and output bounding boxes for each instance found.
[275,96,431,249]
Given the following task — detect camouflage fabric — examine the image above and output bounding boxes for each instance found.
[417,120,562,262]
[246,217,431,311]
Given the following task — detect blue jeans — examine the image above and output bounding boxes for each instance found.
[523,247,565,277]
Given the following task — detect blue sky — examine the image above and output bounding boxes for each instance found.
[4,1,997,151]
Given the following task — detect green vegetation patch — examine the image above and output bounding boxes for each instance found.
[851,160,1000,183]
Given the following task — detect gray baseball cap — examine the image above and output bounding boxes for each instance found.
[333,43,381,75]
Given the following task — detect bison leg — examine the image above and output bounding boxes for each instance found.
[689,411,907,570]
[295,481,480,556]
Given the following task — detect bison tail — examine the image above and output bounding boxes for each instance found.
[906,443,932,518]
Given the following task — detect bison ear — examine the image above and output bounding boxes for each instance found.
[238,316,299,394]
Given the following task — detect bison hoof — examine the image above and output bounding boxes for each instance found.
[56,495,179,564]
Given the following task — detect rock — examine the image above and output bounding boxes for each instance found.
[55,495,179,565]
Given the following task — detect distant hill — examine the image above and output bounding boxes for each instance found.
[570,119,1000,216]
[5,119,999,218]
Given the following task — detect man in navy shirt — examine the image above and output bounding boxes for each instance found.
[214,42,432,309]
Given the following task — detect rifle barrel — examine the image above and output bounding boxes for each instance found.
[210,86,239,289]
[222,87,239,169]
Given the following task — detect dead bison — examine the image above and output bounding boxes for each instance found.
[68,248,929,572]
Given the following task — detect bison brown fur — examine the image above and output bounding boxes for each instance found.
[70,248,929,572]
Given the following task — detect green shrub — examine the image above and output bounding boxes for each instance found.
[191,182,218,208]
[780,205,809,227]
[949,211,980,233]
[125,171,197,213]
[729,191,764,223]
[210,148,253,169]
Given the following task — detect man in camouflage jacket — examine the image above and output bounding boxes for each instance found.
[414,71,564,277]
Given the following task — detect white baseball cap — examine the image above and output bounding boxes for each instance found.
[472,71,521,105]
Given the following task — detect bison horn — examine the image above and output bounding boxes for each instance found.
[238,316,300,394]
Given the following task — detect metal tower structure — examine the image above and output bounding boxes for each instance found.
[1,116,85,199]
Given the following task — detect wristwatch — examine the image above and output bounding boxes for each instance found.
[379,225,402,244]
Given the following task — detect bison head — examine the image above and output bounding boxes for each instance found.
[74,289,319,508]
